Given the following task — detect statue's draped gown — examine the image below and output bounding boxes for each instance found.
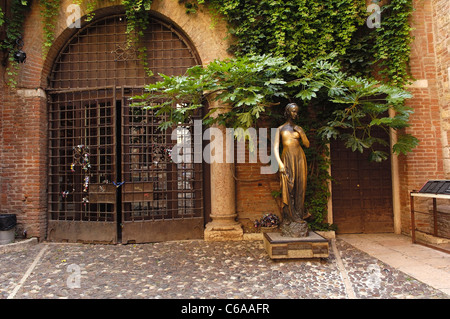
[280,128,308,222]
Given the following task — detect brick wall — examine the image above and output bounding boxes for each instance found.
[235,142,280,233]
[432,0,450,175]
[0,1,48,239]
[0,88,48,239]
[398,0,449,236]
[432,0,450,238]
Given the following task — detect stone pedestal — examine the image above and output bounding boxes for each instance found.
[263,231,329,259]
[204,219,243,241]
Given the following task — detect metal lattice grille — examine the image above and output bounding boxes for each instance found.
[50,15,197,89]
[47,14,203,241]
[48,90,116,222]
[121,89,203,222]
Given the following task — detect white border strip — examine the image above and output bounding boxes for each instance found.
[7,245,48,299]
[331,239,356,299]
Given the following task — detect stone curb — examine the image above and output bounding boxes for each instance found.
[0,238,39,254]
[243,230,336,241]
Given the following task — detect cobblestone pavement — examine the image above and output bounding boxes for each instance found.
[0,239,448,299]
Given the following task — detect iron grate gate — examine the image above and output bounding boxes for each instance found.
[121,88,203,223]
[47,14,204,243]
[48,89,117,223]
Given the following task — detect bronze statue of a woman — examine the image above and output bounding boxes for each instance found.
[273,103,310,237]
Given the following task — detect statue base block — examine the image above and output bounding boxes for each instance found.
[263,231,329,259]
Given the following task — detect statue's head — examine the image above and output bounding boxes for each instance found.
[284,103,299,120]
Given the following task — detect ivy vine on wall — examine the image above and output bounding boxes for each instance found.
[0,0,31,87]
[196,0,414,86]
[373,0,414,85]
[40,0,61,55]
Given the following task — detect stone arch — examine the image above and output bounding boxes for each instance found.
[40,0,232,88]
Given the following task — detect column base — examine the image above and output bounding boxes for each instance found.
[204,222,243,241]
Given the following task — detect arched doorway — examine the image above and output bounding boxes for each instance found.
[47,14,205,243]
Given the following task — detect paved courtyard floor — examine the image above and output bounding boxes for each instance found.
[1,237,448,300]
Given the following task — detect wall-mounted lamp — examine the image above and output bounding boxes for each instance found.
[13,38,26,63]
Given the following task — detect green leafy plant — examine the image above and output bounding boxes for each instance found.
[132,54,293,131]
[40,0,61,56]
[373,0,414,85]
[0,7,4,26]
[317,77,418,162]
[63,1,153,48]
[197,0,413,85]
[123,0,152,46]
[135,53,416,159]
[199,0,365,65]
[179,0,199,14]
[132,52,417,229]
[0,0,31,87]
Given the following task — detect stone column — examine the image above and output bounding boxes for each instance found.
[204,103,243,241]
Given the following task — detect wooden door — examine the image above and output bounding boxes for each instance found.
[330,135,394,233]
